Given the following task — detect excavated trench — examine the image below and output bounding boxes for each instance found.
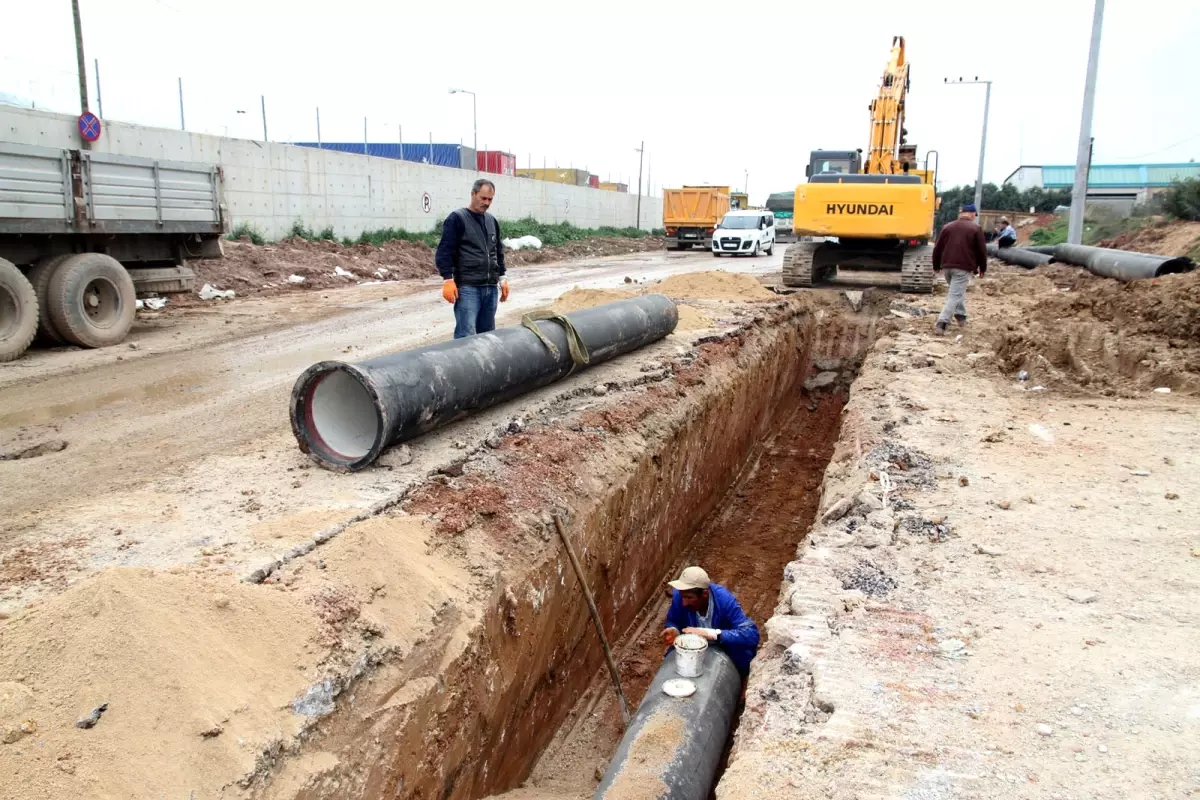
[272,303,886,800]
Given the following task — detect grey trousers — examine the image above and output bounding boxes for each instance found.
[938,268,971,325]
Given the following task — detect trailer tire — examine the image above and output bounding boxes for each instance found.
[0,257,39,363]
[47,253,137,349]
[27,255,72,345]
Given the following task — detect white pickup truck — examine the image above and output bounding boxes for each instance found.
[0,143,226,361]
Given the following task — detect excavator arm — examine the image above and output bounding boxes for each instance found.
[865,36,911,175]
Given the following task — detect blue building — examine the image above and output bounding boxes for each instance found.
[1004,162,1200,215]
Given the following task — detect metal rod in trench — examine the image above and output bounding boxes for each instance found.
[552,514,631,727]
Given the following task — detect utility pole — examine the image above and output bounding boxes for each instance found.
[178,78,185,130]
[1068,0,1105,245]
[71,0,89,115]
[261,95,268,142]
[94,58,103,118]
[635,141,644,229]
[316,107,321,148]
[363,117,368,155]
[944,77,992,216]
[745,169,749,197]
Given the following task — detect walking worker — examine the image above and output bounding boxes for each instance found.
[932,203,988,334]
[435,179,510,339]
[995,217,1018,249]
[661,566,760,677]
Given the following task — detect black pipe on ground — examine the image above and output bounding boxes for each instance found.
[290,294,678,471]
[595,648,742,800]
[1024,245,1058,255]
[986,244,1053,269]
[1052,244,1195,281]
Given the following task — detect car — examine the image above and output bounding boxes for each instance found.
[711,210,775,257]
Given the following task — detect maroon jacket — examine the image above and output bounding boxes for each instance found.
[933,218,988,274]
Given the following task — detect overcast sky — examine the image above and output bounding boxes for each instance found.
[4,0,1198,203]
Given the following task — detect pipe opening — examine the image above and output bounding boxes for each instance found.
[303,368,381,463]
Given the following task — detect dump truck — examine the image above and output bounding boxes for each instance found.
[766,191,795,242]
[0,142,226,361]
[782,37,938,293]
[663,186,731,250]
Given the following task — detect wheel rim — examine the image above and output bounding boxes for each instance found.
[0,285,18,340]
[80,277,124,330]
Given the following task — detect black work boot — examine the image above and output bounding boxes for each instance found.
[954,314,968,327]
[934,321,949,336]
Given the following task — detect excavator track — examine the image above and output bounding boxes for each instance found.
[900,244,935,294]
[781,242,821,288]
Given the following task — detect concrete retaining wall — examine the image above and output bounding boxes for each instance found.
[0,106,662,240]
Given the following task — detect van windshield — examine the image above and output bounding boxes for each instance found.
[720,215,759,229]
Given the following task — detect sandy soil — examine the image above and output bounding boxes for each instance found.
[719,263,1200,799]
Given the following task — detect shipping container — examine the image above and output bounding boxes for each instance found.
[477,150,517,176]
[662,186,730,250]
[293,142,475,169]
[515,167,591,186]
[598,182,629,193]
[588,174,600,188]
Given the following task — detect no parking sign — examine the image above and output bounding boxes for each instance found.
[78,111,102,142]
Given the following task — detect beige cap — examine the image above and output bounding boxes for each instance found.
[668,566,711,591]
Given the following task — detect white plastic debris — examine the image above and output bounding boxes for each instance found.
[287,274,307,284]
[1028,423,1055,443]
[198,283,235,300]
[374,267,390,278]
[334,266,355,278]
[1153,387,1172,394]
[142,297,168,310]
[503,235,543,251]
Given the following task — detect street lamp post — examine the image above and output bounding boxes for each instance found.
[1068,0,1106,245]
[944,77,993,216]
[449,88,477,160]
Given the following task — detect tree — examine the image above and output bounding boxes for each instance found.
[935,183,1073,230]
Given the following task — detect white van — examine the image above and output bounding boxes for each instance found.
[711,210,775,257]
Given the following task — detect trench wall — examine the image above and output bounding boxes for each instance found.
[258,309,820,799]
[0,106,662,240]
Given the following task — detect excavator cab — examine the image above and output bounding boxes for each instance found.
[805,150,862,178]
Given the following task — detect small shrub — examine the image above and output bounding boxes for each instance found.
[227,222,265,245]
[1161,178,1200,221]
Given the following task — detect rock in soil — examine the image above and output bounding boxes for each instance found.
[1066,588,1100,604]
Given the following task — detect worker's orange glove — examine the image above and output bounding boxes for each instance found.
[441,279,458,304]
[500,279,509,302]
[662,627,679,647]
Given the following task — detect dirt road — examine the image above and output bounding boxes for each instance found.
[0,248,780,612]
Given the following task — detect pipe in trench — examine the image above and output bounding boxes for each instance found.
[986,243,1053,269]
[595,648,742,800]
[1052,243,1195,281]
[289,294,679,471]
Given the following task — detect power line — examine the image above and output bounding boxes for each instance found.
[1104,132,1200,161]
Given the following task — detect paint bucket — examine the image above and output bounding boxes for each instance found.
[673,633,708,678]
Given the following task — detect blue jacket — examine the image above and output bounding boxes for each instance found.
[665,583,760,676]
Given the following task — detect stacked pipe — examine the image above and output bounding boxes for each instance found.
[1051,244,1195,281]
[290,295,679,471]
[987,243,1053,269]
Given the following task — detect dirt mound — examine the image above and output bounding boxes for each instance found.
[549,287,712,332]
[550,287,637,313]
[1099,220,1200,257]
[674,304,713,331]
[189,237,436,303]
[184,237,663,305]
[0,567,318,794]
[653,270,775,302]
[509,237,664,266]
[992,269,1200,394]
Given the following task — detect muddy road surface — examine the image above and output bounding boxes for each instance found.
[0,248,780,612]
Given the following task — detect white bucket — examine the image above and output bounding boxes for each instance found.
[674,633,708,678]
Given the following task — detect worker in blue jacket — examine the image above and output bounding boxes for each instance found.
[662,566,760,677]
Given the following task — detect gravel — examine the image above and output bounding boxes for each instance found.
[840,560,897,597]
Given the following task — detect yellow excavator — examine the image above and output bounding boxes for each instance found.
[782,36,938,293]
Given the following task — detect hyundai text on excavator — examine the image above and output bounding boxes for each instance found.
[782,36,939,293]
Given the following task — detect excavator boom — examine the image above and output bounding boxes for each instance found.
[865,36,911,176]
